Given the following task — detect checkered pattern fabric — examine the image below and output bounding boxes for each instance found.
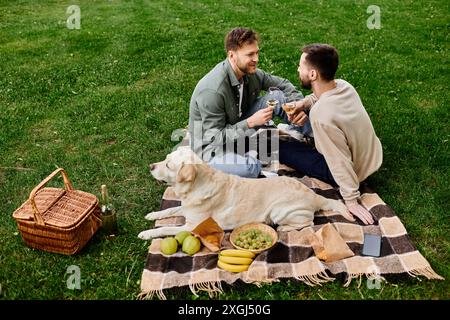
[139,173,443,299]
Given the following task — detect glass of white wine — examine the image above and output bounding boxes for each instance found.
[265,87,280,126]
[281,101,296,117]
[282,93,300,122]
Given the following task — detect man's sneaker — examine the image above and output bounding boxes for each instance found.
[277,123,304,141]
[260,170,279,178]
[245,149,258,159]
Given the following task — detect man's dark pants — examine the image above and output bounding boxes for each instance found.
[279,139,337,186]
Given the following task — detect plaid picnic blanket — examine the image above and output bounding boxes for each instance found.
[139,171,443,300]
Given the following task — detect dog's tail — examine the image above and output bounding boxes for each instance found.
[320,198,355,222]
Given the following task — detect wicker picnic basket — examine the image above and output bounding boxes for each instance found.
[12,168,102,255]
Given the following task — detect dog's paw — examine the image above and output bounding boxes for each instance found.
[277,225,296,232]
[145,212,158,220]
[276,226,288,232]
[138,230,155,240]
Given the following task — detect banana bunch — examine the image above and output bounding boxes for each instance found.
[217,249,255,273]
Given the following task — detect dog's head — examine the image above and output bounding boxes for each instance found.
[173,163,216,198]
[149,146,202,185]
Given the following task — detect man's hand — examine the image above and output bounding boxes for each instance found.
[287,99,309,126]
[247,107,274,128]
[288,110,308,126]
[345,200,375,225]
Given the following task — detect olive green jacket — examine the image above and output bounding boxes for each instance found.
[188,59,303,160]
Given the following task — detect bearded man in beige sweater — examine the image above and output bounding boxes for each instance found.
[280,44,382,225]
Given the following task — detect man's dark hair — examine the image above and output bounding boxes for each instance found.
[224,28,259,52]
[301,44,339,81]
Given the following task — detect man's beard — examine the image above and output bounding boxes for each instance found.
[236,59,257,75]
[300,75,311,90]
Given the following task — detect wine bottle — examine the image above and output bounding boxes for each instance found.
[100,184,118,236]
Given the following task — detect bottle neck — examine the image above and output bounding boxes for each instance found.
[101,185,108,204]
[101,185,114,214]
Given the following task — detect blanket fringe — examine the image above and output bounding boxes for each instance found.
[344,273,362,288]
[294,271,335,287]
[137,289,167,300]
[137,267,443,299]
[189,280,224,298]
[344,272,386,288]
[252,279,279,288]
[344,266,443,287]
[407,266,444,280]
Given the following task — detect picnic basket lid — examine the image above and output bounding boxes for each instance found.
[12,168,98,229]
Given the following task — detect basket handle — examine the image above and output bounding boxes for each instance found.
[29,168,74,225]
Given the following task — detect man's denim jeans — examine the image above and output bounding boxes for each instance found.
[208,89,312,178]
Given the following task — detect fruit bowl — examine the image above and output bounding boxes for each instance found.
[230,223,278,254]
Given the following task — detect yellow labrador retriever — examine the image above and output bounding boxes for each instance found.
[138,147,354,240]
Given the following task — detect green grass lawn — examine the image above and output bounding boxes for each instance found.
[0,0,448,300]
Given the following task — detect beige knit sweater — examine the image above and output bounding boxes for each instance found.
[309,79,383,202]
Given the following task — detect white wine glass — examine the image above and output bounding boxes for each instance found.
[265,87,279,126]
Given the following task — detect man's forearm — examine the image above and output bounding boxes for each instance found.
[260,70,303,100]
[296,94,317,111]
